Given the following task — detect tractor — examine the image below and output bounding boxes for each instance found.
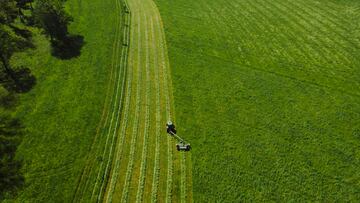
[166,121,191,152]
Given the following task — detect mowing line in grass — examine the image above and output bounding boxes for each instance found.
[89,0,130,199]
[149,10,169,202]
[142,15,157,202]
[90,20,126,203]
[106,2,140,201]
[154,8,179,202]
[121,12,142,203]
[152,0,193,199]
[125,7,149,203]
[105,1,133,202]
[150,11,163,202]
[135,13,152,203]
[97,7,131,203]
[72,0,124,200]
[97,0,193,201]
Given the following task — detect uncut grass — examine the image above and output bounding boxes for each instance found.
[155,0,360,201]
[6,0,121,201]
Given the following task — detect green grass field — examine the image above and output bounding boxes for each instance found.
[6,0,192,201]
[7,0,121,201]
[154,0,360,201]
[4,0,360,202]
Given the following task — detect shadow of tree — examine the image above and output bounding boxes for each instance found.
[0,114,24,200]
[0,90,18,109]
[1,67,36,93]
[51,34,85,60]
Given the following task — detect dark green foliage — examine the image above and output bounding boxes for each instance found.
[0,26,28,62]
[0,26,35,93]
[15,0,34,9]
[33,0,73,41]
[0,0,17,25]
[15,0,35,23]
[0,113,24,200]
[0,0,35,91]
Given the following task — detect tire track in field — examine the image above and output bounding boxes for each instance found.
[282,0,359,64]
[272,0,354,66]
[72,0,123,201]
[261,0,351,67]
[217,0,354,84]
[240,0,336,74]
[247,0,355,81]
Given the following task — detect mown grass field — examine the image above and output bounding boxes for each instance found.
[155,0,360,201]
[5,0,121,201]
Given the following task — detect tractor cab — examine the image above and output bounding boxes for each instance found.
[166,121,191,152]
[166,121,176,135]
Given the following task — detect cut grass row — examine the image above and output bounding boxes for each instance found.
[135,14,152,203]
[104,0,133,201]
[102,0,193,201]
[154,9,175,201]
[72,0,130,201]
[95,2,131,201]
[150,13,162,201]
[120,11,143,203]
[97,0,132,199]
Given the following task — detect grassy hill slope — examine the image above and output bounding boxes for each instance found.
[7,0,120,201]
[155,0,360,201]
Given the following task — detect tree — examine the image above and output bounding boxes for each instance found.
[0,0,34,90]
[0,0,18,25]
[0,114,24,199]
[33,0,73,41]
[0,25,31,83]
[15,0,35,22]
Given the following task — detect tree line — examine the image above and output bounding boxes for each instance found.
[0,0,76,199]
